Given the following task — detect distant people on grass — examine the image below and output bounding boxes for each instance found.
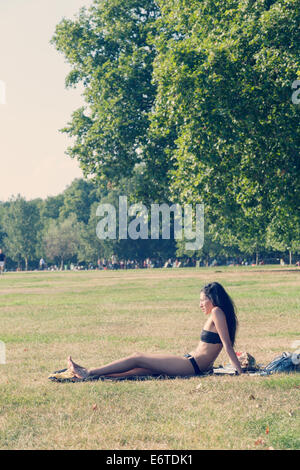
[3,255,297,273]
[111,255,117,270]
[39,258,46,270]
[0,249,6,274]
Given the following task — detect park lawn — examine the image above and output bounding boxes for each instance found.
[0,267,299,450]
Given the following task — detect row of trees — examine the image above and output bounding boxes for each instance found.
[47,0,299,265]
[2,1,299,270]
[0,178,177,270]
[0,176,298,271]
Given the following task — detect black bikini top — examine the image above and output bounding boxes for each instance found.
[201,329,222,344]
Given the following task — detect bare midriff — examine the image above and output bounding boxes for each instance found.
[191,341,223,371]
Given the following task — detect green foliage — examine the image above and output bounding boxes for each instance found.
[80,178,177,263]
[51,0,160,186]
[266,211,300,253]
[59,178,99,224]
[43,214,83,268]
[151,0,300,254]
[50,0,300,260]
[40,194,64,221]
[2,196,41,270]
[1,1,299,266]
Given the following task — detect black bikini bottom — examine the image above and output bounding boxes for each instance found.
[184,354,205,376]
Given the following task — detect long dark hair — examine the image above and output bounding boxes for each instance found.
[201,282,238,346]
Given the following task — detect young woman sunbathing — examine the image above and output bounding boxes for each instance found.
[67,282,243,379]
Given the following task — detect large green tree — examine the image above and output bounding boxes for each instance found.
[40,194,64,221]
[266,210,300,264]
[52,0,300,258]
[59,178,98,224]
[2,196,41,270]
[51,0,160,191]
[43,215,83,269]
[150,0,300,253]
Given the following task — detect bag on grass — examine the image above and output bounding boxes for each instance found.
[260,351,300,375]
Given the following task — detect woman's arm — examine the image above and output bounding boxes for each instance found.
[212,307,243,374]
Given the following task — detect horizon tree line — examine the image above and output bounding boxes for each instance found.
[0,177,298,271]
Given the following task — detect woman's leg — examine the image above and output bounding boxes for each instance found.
[103,367,154,378]
[68,353,195,379]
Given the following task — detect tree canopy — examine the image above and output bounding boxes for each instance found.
[51,1,299,252]
[2,196,41,270]
[2,0,298,269]
[51,0,160,188]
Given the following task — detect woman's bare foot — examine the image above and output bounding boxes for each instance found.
[67,356,89,379]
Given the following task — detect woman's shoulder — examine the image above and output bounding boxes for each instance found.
[211,306,226,319]
[212,306,224,314]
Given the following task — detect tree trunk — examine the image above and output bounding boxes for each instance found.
[60,258,64,270]
[255,250,259,265]
[25,257,28,271]
[289,250,292,265]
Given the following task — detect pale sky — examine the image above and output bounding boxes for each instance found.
[0,0,94,201]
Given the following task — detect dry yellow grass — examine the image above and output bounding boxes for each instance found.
[0,266,299,449]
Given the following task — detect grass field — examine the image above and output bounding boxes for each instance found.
[0,266,299,450]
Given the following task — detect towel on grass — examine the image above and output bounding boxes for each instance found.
[48,367,249,383]
[48,368,216,383]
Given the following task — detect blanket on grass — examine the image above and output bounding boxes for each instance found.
[48,365,260,383]
[48,367,213,383]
